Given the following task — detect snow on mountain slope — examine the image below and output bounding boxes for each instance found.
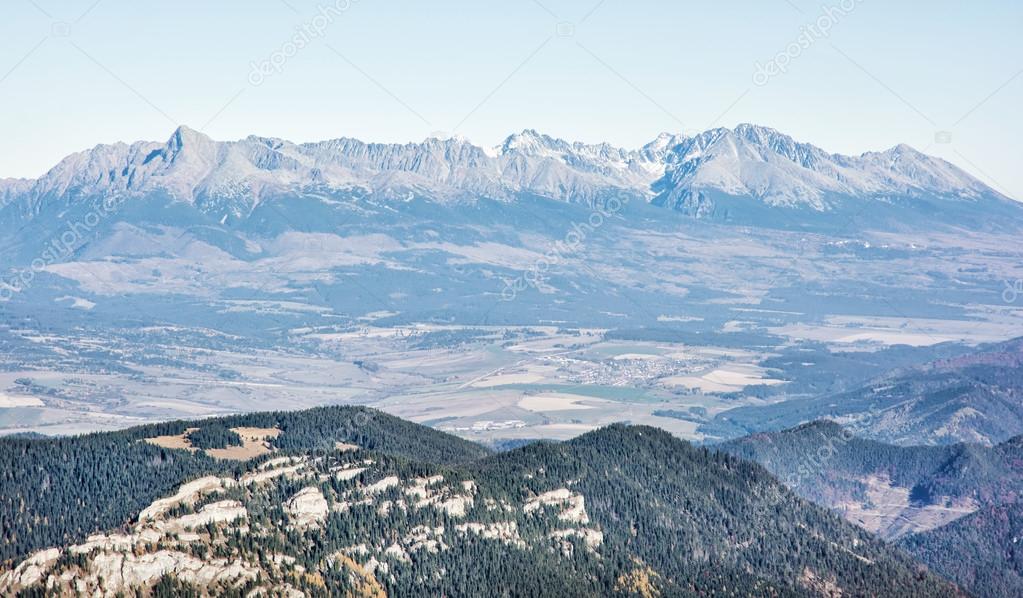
[0,177,36,203]
[1,124,1009,223]
[653,124,1002,213]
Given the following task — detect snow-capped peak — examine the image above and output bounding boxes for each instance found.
[498,129,563,155]
[168,125,211,148]
[653,125,1006,211]
[3,125,1009,219]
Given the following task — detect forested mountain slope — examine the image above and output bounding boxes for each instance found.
[0,406,488,564]
[721,421,1023,597]
[707,337,1023,446]
[720,421,1023,538]
[0,409,961,597]
[900,502,1023,598]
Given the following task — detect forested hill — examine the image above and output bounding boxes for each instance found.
[719,420,1023,514]
[472,425,961,597]
[720,421,1023,597]
[705,336,1023,446]
[0,406,489,564]
[1,410,962,597]
[900,502,1023,598]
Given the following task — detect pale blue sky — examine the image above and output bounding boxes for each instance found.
[1,0,1020,198]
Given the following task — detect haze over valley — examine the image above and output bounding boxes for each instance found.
[5,0,1023,594]
[1,125,1022,449]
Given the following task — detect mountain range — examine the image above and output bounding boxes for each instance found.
[0,124,1013,229]
[2,125,1022,448]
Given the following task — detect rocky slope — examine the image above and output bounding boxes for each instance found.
[0,410,963,597]
[1,451,590,597]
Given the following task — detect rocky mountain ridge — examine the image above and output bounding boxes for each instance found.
[0,124,1007,223]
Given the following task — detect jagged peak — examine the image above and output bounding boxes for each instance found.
[423,131,472,144]
[0,124,1008,211]
[154,126,222,172]
[858,143,927,162]
[245,134,292,147]
[727,124,816,152]
[643,132,687,152]
[167,125,212,147]
[733,122,784,137]
[499,129,562,153]
[883,143,929,159]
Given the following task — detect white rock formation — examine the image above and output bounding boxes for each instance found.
[363,475,400,494]
[285,487,330,528]
[137,476,228,522]
[524,488,589,523]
